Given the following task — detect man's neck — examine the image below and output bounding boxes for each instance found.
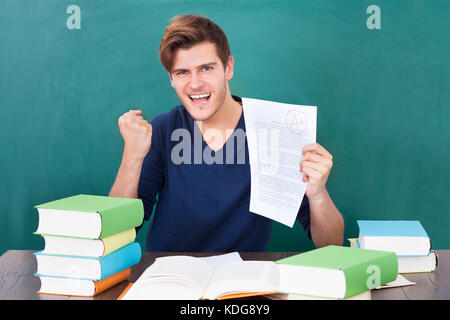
[198,93,242,133]
[196,92,242,152]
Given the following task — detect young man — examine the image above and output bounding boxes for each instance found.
[109,15,344,251]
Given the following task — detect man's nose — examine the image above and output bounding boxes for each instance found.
[188,72,204,90]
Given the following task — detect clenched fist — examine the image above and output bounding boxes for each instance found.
[118,109,153,161]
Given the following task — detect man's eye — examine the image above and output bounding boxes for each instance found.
[202,66,212,71]
[176,71,188,76]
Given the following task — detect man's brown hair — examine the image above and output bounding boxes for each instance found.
[159,14,231,73]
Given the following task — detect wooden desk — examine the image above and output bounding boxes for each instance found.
[0,250,449,300]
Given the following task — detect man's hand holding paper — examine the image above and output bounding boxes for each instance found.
[300,143,334,201]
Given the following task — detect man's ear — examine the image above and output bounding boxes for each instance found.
[225,55,234,81]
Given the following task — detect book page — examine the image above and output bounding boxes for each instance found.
[203,261,279,300]
[122,256,212,300]
[198,252,243,273]
[242,98,317,227]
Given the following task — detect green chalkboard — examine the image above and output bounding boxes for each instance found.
[1,0,449,255]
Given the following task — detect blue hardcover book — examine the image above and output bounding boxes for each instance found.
[356,220,431,256]
[34,242,141,280]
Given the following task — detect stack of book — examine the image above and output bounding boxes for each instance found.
[349,220,438,273]
[33,194,144,297]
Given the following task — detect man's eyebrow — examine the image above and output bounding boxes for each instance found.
[171,62,218,74]
[171,67,187,74]
[198,62,217,68]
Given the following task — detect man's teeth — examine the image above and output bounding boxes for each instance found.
[189,93,211,99]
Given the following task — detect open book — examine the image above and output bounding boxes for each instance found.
[121,253,278,300]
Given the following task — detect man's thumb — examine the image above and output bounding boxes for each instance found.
[129,109,143,114]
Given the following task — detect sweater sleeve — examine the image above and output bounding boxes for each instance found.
[296,196,312,240]
[136,114,167,230]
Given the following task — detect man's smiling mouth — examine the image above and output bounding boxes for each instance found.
[188,93,211,102]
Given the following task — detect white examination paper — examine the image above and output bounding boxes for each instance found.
[375,274,416,289]
[242,98,317,227]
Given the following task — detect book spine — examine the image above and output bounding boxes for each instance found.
[99,242,141,280]
[99,199,144,239]
[342,252,398,299]
[101,228,136,257]
[94,268,131,296]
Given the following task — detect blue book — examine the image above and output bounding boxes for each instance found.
[356,220,431,256]
[34,242,141,280]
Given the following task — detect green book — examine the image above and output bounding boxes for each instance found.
[275,245,398,299]
[35,194,144,239]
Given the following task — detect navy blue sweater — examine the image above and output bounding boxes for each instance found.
[138,97,311,251]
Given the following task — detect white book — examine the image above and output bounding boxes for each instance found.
[41,228,136,257]
[349,238,438,273]
[397,252,438,273]
[37,268,131,297]
[356,220,431,256]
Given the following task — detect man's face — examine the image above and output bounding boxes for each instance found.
[170,41,234,122]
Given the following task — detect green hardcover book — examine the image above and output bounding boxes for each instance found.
[275,245,398,299]
[35,194,144,239]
